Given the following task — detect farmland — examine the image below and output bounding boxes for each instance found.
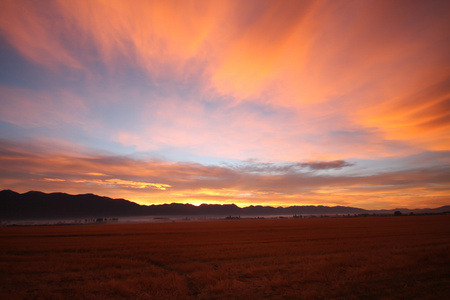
[1,215,449,299]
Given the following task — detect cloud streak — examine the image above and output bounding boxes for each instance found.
[1,140,448,209]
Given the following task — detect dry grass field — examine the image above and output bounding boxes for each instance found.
[1,215,449,299]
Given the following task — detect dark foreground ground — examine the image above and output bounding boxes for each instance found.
[1,215,449,299]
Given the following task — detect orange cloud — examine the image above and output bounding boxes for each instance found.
[356,77,450,151]
[102,179,171,190]
[0,0,84,70]
[43,178,65,182]
[1,0,229,80]
[1,139,449,209]
[1,0,448,160]
[211,1,318,100]
[210,0,450,155]
[73,178,171,190]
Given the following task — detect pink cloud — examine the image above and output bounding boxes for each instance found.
[1,0,448,160]
[0,86,88,128]
[0,0,84,71]
[1,139,449,209]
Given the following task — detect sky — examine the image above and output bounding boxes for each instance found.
[0,0,449,209]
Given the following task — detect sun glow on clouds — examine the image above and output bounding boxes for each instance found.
[0,0,449,209]
[69,179,171,191]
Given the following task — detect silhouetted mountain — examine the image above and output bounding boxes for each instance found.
[0,190,143,219]
[240,205,367,216]
[0,190,448,220]
[369,206,450,215]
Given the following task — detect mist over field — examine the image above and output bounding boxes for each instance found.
[2,190,448,225]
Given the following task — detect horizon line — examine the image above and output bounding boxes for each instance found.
[2,189,449,211]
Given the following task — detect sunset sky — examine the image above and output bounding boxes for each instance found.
[1,0,449,209]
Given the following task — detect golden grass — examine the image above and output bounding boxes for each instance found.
[1,215,449,299]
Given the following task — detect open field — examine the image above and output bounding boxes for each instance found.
[1,215,449,299]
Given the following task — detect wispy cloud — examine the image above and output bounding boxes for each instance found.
[73,179,171,191]
[0,86,88,128]
[1,140,448,209]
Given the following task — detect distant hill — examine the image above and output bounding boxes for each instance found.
[0,190,144,219]
[0,190,448,220]
[370,206,450,215]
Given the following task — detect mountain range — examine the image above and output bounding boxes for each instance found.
[1,190,449,220]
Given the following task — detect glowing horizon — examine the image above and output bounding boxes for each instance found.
[0,0,449,209]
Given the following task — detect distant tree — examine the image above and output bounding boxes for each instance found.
[394,211,402,216]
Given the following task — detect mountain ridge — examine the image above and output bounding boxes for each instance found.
[1,190,449,220]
